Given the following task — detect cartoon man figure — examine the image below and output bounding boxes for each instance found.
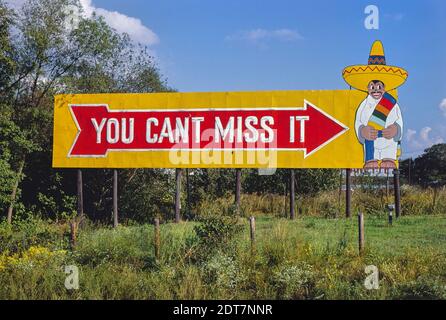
[342,40,408,169]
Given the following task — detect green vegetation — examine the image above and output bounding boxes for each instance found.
[0,190,445,300]
[1,0,446,301]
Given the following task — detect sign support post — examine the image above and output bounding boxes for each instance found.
[175,168,182,223]
[235,169,241,215]
[393,169,401,218]
[113,169,118,227]
[186,169,191,217]
[77,169,83,216]
[290,169,295,220]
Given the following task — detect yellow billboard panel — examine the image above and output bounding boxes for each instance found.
[53,90,388,168]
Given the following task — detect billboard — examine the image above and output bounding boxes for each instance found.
[53,90,379,168]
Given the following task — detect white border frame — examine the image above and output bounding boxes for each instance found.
[67,100,349,158]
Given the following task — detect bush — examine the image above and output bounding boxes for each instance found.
[187,214,243,263]
[271,262,315,299]
[0,216,68,253]
[203,252,245,296]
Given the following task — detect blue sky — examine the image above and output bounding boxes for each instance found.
[10,0,446,157]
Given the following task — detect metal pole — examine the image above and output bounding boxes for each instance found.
[346,169,352,218]
[393,169,401,218]
[175,168,182,223]
[113,169,118,227]
[290,169,295,220]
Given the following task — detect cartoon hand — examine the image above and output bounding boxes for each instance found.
[361,126,378,140]
[382,124,398,139]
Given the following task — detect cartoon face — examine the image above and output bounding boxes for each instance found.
[367,80,385,100]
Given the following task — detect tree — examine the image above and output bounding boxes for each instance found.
[1,0,172,223]
[409,144,446,187]
[0,1,15,99]
[243,169,338,195]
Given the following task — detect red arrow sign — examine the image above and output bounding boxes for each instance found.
[68,100,348,157]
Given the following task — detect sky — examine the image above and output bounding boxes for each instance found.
[7,0,446,158]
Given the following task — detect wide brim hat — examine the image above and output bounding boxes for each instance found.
[342,40,408,92]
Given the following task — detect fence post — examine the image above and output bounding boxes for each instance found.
[358,212,364,254]
[113,169,119,228]
[346,169,352,218]
[235,169,241,215]
[70,220,77,250]
[154,218,160,261]
[249,216,256,252]
[175,168,182,223]
[393,169,401,218]
[290,169,295,220]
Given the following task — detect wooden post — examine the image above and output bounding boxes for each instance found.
[358,212,364,254]
[70,220,77,250]
[338,169,342,209]
[175,168,182,223]
[345,169,352,218]
[113,169,118,228]
[77,169,83,216]
[290,169,295,220]
[249,216,256,252]
[186,168,191,217]
[154,218,160,261]
[235,169,241,214]
[393,169,401,218]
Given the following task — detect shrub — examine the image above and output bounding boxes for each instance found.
[0,216,68,253]
[271,262,315,299]
[186,214,243,263]
[203,252,245,294]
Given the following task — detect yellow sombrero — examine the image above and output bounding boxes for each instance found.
[342,40,408,92]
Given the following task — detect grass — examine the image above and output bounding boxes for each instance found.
[252,215,446,257]
[0,188,445,300]
[1,213,445,300]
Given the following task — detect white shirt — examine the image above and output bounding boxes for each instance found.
[354,94,403,150]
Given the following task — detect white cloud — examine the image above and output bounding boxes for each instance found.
[439,99,446,117]
[419,127,431,142]
[406,128,417,142]
[226,28,303,45]
[5,0,159,46]
[79,0,158,46]
[405,126,445,156]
